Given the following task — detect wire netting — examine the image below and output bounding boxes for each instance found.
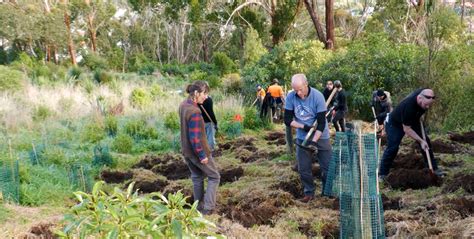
[324,131,385,238]
[92,144,113,167]
[0,160,20,203]
[68,164,93,192]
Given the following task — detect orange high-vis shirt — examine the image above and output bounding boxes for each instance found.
[267,85,284,98]
[257,89,266,99]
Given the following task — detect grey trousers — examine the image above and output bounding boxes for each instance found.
[295,138,332,196]
[184,156,220,211]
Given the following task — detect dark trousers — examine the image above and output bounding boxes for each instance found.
[379,121,438,176]
[184,156,220,211]
[332,110,346,132]
[295,139,332,196]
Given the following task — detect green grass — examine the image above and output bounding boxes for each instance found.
[0,204,11,223]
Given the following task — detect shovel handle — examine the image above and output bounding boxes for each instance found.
[420,119,434,172]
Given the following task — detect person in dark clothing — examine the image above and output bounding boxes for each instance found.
[371,89,392,126]
[260,92,272,120]
[322,81,335,123]
[198,95,218,150]
[379,88,443,178]
[331,80,347,132]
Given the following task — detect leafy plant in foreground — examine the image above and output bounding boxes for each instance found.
[58,181,218,238]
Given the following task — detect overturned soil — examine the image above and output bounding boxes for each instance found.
[444,196,474,218]
[273,174,305,199]
[152,159,190,180]
[236,148,268,163]
[449,131,474,145]
[382,194,402,210]
[133,154,190,180]
[442,173,474,194]
[100,169,133,184]
[21,223,55,239]
[430,140,460,154]
[265,131,286,146]
[385,168,441,190]
[391,154,426,170]
[298,220,339,238]
[218,190,293,228]
[127,169,168,193]
[220,166,244,185]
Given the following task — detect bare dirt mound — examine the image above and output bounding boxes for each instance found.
[273,174,304,199]
[128,169,168,193]
[385,168,441,190]
[382,194,402,210]
[430,139,460,154]
[442,173,474,193]
[444,196,474,218]
[220,166,244,185]
[449,131,474,145]
[100,169,133,184]
[391,154,425,170]
[20,223,56,239]
[265,131,286,146]
[236,148,268,163]
[218,190,292,228]
[133,154,190,180]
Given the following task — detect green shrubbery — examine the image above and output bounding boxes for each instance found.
[81,122,106,144]
[112,134,133,154]
[223,73,242,94]
[32,105,53,122]
[130,87,152,109]
[212,52,237,75]
[58,182,217,238]
[124,119,158,140]
[164,112,180,131]
[0,65,26,92]
[104,116,118,136]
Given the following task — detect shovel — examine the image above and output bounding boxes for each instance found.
[420,119,434,173]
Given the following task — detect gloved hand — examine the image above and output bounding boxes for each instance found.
[303,124,315,132]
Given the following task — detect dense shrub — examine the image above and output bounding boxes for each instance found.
[150,83,164,99]
[243,107,268,130]
[308,33,422,120]
[0,65,26,92]
[93,70,114,84]
[130,88,152,109]
[223,73,242,94]
[212,52,237,75]
[112,133,133,153]
[124,119,159,140]
[82,122,106,144]
[104,116,118,136]
[82,53,109,70]
[164,112,179,131]
[242,39,331,95]
[68,66,83,80]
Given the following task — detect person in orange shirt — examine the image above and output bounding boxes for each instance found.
[267,78,285,120]
[255,84,266,110]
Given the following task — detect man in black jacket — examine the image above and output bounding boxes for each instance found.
[331,80,347,132]
[379,88,443,178]
[372,89,392,134]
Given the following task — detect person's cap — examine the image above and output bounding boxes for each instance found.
[256,84,261,88]
[376,89,385,97]
[334,80,342,88]
[272,78,279,84]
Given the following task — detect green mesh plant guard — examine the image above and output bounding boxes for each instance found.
[324,131,385,238]
[0,160,20,203]
[92,144,113,167]
[68,164,93,192]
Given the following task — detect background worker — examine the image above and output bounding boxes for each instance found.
[198,84,218,150]
[331,80,347,132]
[323,81,335,124]
[379,88,443,179]
[284,74,332,203]
[255,84,266,111]
[371,89,392,134]
[267,78,285,120]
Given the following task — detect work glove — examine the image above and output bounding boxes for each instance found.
[303,124,315,132]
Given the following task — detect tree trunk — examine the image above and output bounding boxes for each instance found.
[303,0,326,44]
[325,0,335,49]
[46,45,51,62]
[53,45,58,64]
[461,0,465,24]
[87,15,97,52]
[64,12,77,65]
[202,33,209,62]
